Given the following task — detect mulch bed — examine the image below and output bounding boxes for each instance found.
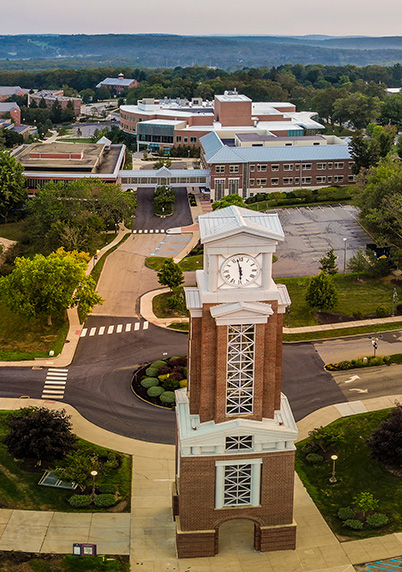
[131,364,173,409]
[316,312,358,325]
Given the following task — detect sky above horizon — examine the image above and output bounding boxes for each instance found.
[3,0,402,36]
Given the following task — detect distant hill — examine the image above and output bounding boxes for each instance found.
[1,34,402,70]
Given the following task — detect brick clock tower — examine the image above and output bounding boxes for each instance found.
[172,205,298,558]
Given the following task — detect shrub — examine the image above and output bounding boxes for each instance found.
[99,484,118,494]
[353,310,364,319]
[68,495,92,507]
[179,378,188,388]
[343,519,364,530]
[94,494,116,507]
[157,366,171,375]
[367,405,402,468]
[366,513,389,527]
[158,373,169,382]
[151,360,167,369]
[305,453,324,464]
[169,369,185,381]
[308,425,344,452]
[140,377,159,389]
[160,391,176,404]
[169,356,187,367]
[338,507,355,520]
[376,305,390,318]
[163,378,181,391]
[147,386,165,397]
[145,367,158,377]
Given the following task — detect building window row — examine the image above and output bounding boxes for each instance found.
[246,161,349,173]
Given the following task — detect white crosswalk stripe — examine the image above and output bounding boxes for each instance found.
[79,322,149,338]
[42,367,69,400]
[132,229,165,234]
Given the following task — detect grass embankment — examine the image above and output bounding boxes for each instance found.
[0,304,68,361]
[146,254,202,272]
[0,553,129,572]
[281,274,401,328]
[0,411,131,512]
[152,292,189,319]
[0,220,28,242]
[296,409,402,539]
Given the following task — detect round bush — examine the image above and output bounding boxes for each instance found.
[163,378,181,391]
[99,484,118,494]
[147,385,165,397]
[376,305,390,318]
[160,391,176,404]
[366,513,389,528]
[94,494,116,508]
[338,507,355,520]
[141,377,159,389]
[146,367,159,377]
[305,453,324,464]
[157,366,171,376]
[151,360,167,369]
[343,519,364,530]
[179,378,188,388]
[68,495,92,507]
[158,373,169,382]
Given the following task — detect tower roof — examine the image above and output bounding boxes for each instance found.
[198,205,284,243]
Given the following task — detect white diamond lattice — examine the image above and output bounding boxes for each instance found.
[223,463,253,506]
[225,435,253,451]
[226,324,255,415]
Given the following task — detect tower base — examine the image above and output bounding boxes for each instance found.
[175,518,217,558]
[256,522,297,552]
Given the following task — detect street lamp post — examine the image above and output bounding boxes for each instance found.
[343,238,348,274]
[93,249,100,269]
[392,288,398,317]
[329,455,338,483]
[90,470,98,499]
[369,334,383,357]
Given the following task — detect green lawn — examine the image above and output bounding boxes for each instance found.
[146,254,202,272]
[281,274,400,327]
[0,411,131,512]
[152,291,189,318]
[0,220,28,242]
[0,553,129,571]
[0,304,68,360]
[295,409,402,539]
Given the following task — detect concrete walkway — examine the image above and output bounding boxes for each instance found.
[2,396,402,570]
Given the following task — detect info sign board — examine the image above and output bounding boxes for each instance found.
[73,543,97,556]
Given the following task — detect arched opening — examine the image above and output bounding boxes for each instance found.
[218,518,256,554]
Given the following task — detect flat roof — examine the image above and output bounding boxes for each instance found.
[215,94,251,103]
[235,133,326,142]
[14,142,125,175]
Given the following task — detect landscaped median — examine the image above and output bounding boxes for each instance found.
[296,407,402,540]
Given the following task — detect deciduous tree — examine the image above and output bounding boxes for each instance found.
[0,248,103,325]
[157,257,184,292]
[0,150,26,222]
[4,407,77,466]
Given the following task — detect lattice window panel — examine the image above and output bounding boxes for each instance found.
[225,435,253,451]
[226,324,255,415]
[223,463,253,506]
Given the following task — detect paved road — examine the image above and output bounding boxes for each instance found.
[134,187,193,231]
[313,329,402,364]
[91,234,161,317]
[282,343,346,421]
[330,363,402,402]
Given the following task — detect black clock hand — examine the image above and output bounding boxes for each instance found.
[237,261,243,280]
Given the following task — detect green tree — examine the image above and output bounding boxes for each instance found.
[0,150,26,222]
[0,248,103,325]
[319,249,338,275]
[353,492,379,519]
[347,248,368,279]
[367,405,402,469]
[379,93,402,127]
[157,257,184,291]
[54,449,119,490]
[4,407,77,466]
[348,131,380,175]
[305,272,338,310]
[333,93,381,129]
[212,194,246,211]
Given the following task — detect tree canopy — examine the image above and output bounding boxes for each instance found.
[212,194,246,211]
[305,272,338,310]
[0,247,103,324]
[4,407,77,466]
[157,257,184,291]
[26,179,136,253]
[0,150,26,222]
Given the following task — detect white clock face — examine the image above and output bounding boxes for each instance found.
[221,254,260,286]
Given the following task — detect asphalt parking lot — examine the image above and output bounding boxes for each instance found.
[273,204,372,278]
